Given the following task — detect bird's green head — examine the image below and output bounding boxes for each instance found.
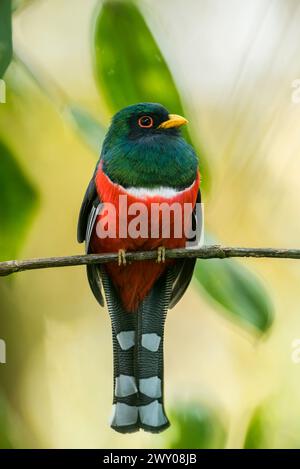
[101,102,198,189]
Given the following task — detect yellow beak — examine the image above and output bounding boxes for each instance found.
[158,113,188,129]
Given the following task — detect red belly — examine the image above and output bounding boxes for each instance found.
[91,167,200,311]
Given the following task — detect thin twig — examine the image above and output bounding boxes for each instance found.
[0,245,299,277]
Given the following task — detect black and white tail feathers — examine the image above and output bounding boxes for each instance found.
[101,267,175,433]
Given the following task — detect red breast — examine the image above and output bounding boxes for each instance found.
[90,165,200,311]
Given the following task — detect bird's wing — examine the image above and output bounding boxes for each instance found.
[77,176,98,243]
[169,189,201,309]
[77,175,105,306]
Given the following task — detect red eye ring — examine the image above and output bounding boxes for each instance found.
[138,115,154,128]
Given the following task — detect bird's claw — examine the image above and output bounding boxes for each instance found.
[118,249,127,266]
[156,246,166,263]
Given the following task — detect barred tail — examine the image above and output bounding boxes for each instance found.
[101,270,139,433]
[101,267,174,433]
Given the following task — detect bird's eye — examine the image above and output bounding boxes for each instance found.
[138,115,153,128]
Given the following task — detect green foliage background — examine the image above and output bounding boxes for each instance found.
[0,0,299,449]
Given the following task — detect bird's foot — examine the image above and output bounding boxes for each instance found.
[118,249,127,266]
[156,246,166,263]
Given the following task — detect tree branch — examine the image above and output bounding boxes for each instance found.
[0,245,300,277]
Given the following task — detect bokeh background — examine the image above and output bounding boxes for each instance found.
[0,0,300,449]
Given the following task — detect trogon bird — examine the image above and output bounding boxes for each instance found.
[77,102,201,434]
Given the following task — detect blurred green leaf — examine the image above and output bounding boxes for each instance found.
[0,140,38,261]
[12,0,33,12]
[244,399,300,449]
[0,0,12,78]
[93,0,210,189]
[94,1,183,113]
[166,402,226,449]
[194,257,273,333]
[244,406,267,449]
[65,105,105,154]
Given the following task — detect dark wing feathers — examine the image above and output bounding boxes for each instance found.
[86,264,105,307]
[169,258,197,309]
[77,176,104,307]
[169,189,201,309]
[77,177,98,243]
[85,202,102,254]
